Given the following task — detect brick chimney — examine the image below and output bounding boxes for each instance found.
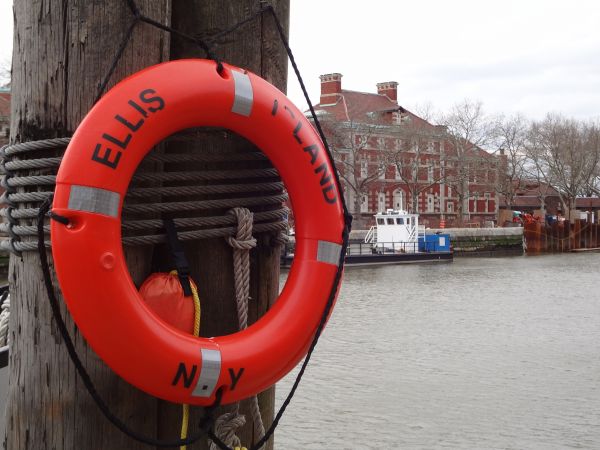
[376,81,398,103]
[319,73,342,104]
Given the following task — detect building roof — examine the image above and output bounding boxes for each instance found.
[315,88,439,135]
[514,180,561,197]
[500,193,600,210]
[313,77,496,162]
[575,197,600,209]
[505,195,546,208]
[316,89,396,122]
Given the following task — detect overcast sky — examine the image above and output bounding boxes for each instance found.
[1,1,599,121]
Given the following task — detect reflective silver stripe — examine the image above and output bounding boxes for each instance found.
[192,348,222,398]
[231,70,253,117]
[317,241,342,266]
[67,185,120,217]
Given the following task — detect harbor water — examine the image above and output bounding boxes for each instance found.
[275,253,600,449]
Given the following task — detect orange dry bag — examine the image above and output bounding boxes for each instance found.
[139,273,196,335]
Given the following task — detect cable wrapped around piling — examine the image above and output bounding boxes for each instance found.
[0,138,289,254]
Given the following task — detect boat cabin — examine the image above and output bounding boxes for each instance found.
[366,209,424,253]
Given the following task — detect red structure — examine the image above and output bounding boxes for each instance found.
[0,90,9,146]
[312,73,500,228]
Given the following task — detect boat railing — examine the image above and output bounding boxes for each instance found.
[347,241,423,255]
[370,241,420,254]
[364,226,376,244]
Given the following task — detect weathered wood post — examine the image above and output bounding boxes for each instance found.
[6,3,169,449]
[5,1,288,449]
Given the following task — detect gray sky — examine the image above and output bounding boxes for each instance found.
[2,1,599,120]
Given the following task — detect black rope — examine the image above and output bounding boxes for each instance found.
[37,2,353,450]
[208,7,353,450]
[264,5,353,226]
[137,15,223,71]
[37,197,222,448]
[206,236,350,450]
[94,18,139,104]
[95,0,223,103]
[207,5,272,43]
[163,217,193,297]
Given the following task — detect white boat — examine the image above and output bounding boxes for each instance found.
[282,209,452,267]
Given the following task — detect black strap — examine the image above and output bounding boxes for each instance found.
[163,218,193,297]
[40,199,221,447]
[0,347,8,369]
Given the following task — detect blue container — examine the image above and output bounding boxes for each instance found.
[418,233,451,252]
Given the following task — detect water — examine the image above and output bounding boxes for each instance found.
[274,254,600,449]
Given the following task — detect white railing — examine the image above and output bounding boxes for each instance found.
[365,226,377,244]
[371,241,420,254]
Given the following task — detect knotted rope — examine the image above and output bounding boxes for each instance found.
[211,411,247,450]
[209,207,265,450]
[226,207,257,330]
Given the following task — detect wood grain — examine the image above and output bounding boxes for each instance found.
[6,2,169,449]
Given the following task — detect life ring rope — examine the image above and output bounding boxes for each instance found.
[15,0,355,448]
[40,59,350,448]
[33,8,352,450]
[37,58,353,450]
[50,58,345,407]
[37,196,224,448]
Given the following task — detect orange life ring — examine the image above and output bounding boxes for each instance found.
[50,59,345,406]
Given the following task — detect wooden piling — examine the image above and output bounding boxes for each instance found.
[5,2,288,449]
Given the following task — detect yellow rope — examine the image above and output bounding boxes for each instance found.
[171,270,247,450]
[169,270,201,450]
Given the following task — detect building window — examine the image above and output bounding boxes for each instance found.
[428,165,434,183]
[378,192,386,212]
[395,165,401,180]
[427,194,434,212]
[447,202,454,213]
[360,160,368,178]
[393,189,405,211]
[360,195,369,213]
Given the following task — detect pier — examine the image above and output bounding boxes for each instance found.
[344,227,524,256]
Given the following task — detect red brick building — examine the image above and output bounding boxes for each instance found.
[312,73,500,228]
[0,89,9,146]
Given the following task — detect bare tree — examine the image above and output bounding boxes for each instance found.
[527,114,600,219]
[582,121,600,196]
[0,57,10,88]
[439,100,497,225]
[389,124,446,213]
[411,101,437,123]
[321,118,388,228]
[495,113,529,210]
